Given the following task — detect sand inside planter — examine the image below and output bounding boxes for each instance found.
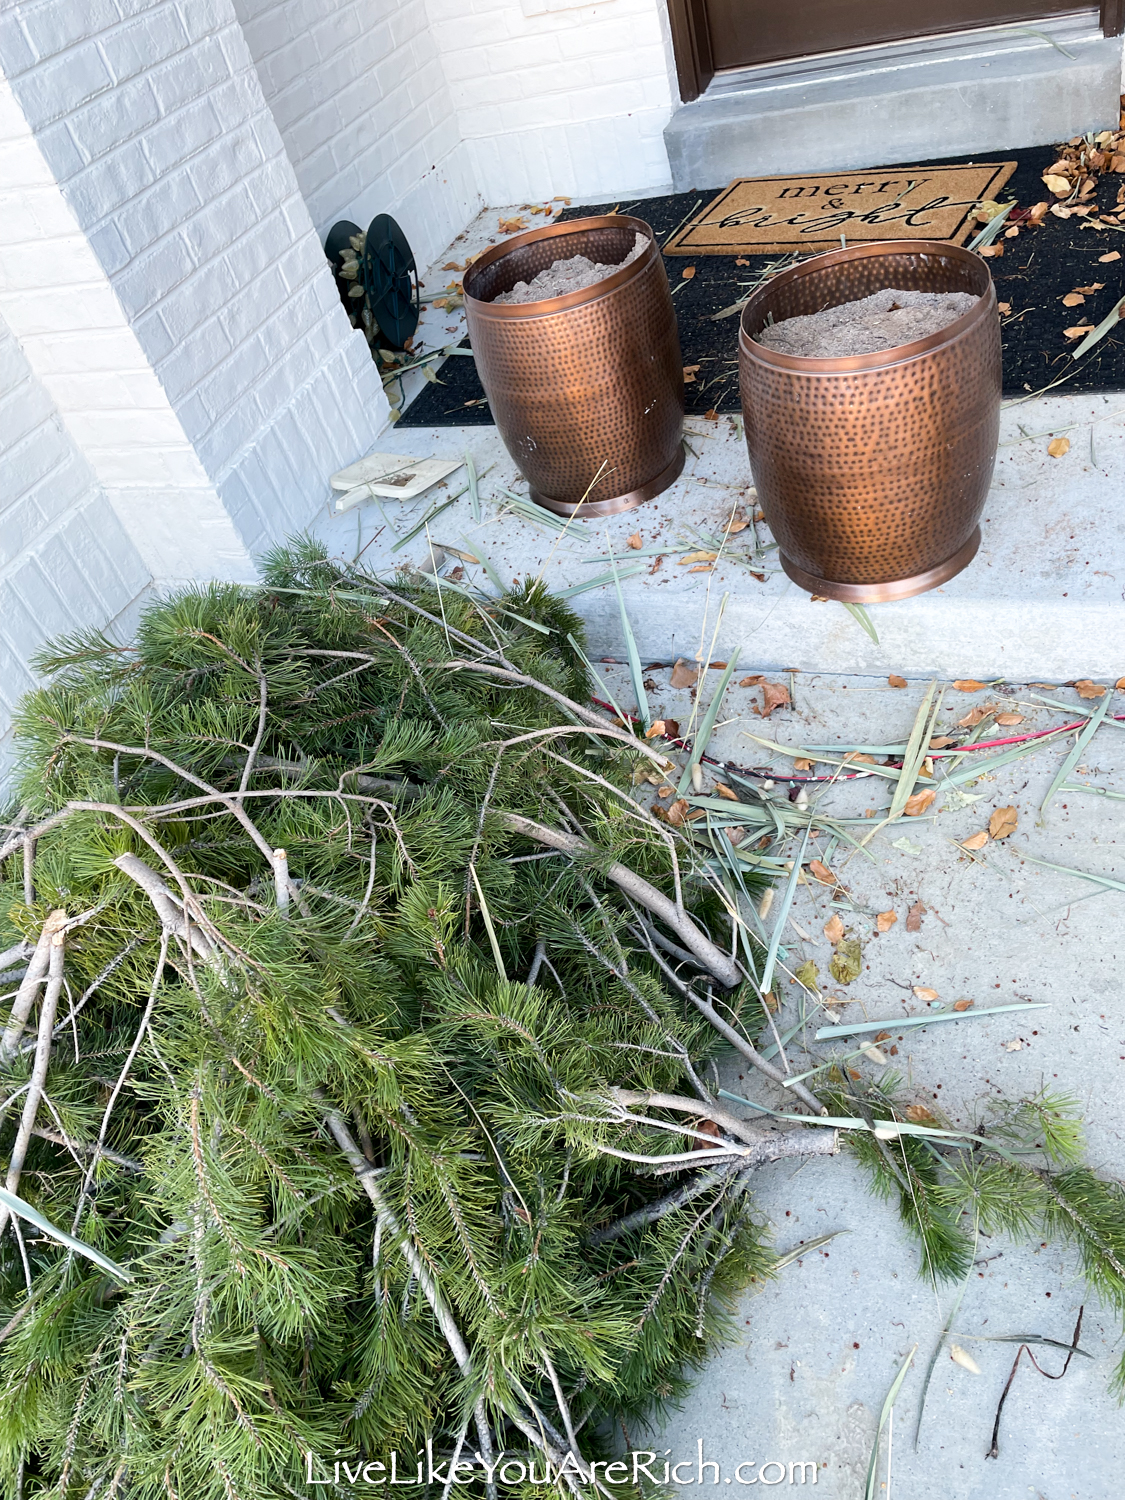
[492,232,649,304]
[754,286,980,358]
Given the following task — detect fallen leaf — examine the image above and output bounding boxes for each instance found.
[995,712,1025,725]
[978,244,1003,258]
[1075,679,1106,698]
[808,860,837,886]
[1117,677,1125,691]
[888,674,907,688]
[996,301,1012,315]
[1061,330,1093,344]
[929,736,956,748]
[441,260,466,271]
[957,704,995,727]
[682,365,700,383]
[689,1117,721,1150]
[703,408,718,421]
[823,913,845,943]
[1050,205,1072,219]
[950,1345,982,1375]
[657,784,674,798]
[1043,173,1072,195]
[738,675,763,688]
[794,960,819,993]
[1027,201,1050,224]
[679,550,718,565]
[952,679,987,691]
[1099,250,1122,262]
[714,782,738,801]
[912,987,939,1006]
[681,266,697,280]
[904,788,937,817]
[906,1104,939,1124]
[905,901,925,931]
[960,830,989,851]
[794,757,814,771]
[498,216,529,234]
[687,564,714,573]
[645,720,668,739]
[1004,1038,1023,1052]
[669,658,699,688]
[843,751,877,764]
[1073,283,1105,294]
[953,999,975,1012]
[626,532,642,549]
[725,826,745,846]
[1062,291,1086,307]
[973,200,1004,222]
[875,910,897,933]
[988,805,1018,839]
[735,257,750,265]
[664,799,690,826]
[829,939,862,985]
[754,682,790,718]
[1004,226,1020,238]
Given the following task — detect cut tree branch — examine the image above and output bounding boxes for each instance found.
[0,927,65,1237]
[0,910,67,1063]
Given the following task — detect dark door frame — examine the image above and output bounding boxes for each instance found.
[668,0,1125,101]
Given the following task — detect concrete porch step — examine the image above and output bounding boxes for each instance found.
[313,390,1125,682]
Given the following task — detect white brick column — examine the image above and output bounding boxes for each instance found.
[0,0,391,571]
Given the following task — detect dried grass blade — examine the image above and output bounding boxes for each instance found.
[1019,852,1125,894]
[1071,295,1125,360]
[760,826,810,998]
[865,1346,916,1500]
[889,682,939,819]
[608,537,650,730]
[1039,689,1112,821]
[678,655,740,795]
[0,1183,132,1282]
[773,1229,848,1270]
[465,453,481,523]
[557,564,645,598]
[469,866,506,981]
[967,202,1015,251]
[815,1001,1048,1040]
[390,487,468,553]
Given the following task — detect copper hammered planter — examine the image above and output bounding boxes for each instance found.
[463,215,685,517]
[738,240,1001,602]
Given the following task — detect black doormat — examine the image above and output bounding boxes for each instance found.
[398,146,1125,427]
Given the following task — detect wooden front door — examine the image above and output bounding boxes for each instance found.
[669,0,1124,99]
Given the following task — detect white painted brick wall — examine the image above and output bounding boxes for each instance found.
[232,0,482,279]
[0,309,151,770]
[427,0,677,204]
[0,0,390,566]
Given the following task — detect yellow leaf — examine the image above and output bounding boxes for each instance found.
[960,830,989,851]
[1047,437,1071,457]
[1043,173,1072,195]
[679,550,718,564]
[988,805,1018,840]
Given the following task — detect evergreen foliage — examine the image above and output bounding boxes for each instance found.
[0,540,1121,1500]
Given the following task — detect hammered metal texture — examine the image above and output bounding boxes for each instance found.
[463,216,684,514]
[738,240,1000,600]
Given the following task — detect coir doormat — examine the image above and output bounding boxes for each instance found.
[661,162,1017,256]
[398,146,1125,427]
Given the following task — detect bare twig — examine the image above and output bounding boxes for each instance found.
[0,928,66,1237]
[113,854,219,966]
[0,909,67,1064]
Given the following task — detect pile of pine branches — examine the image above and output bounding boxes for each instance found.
[0,540,1122,1499]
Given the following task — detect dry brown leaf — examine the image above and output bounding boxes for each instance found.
[689,1117,721,1150]
[913,985,939,1002]
[1004,226,1020,239]
[1073,283,1105,294]
[727,513,750,532]
[1075,679,1106,698]
[808,859,837,886]
[906,1104,939,1124]
[1051,205,1072,220]
[656,784,674,798]
[995,712,1025,725]
[626,532,642,550]
[929,736,955,749]
[669,658,698,689]
[645,720,668,740]
[1043,173,1072,195]
[1062,328,1093,342]
[960,830,989,851]
[682,365,700,383]
[681,266,697,280]
[957,704,994,727]
[687,564,714,573]
[988,805,1018,840]
[1116,677,1125,691]
[978,244,1003,258]
[904,788,937,817]
[794,757,814,771]
[906,901,925,932]
[823,913,845,944]
[725,826,745,846]
[441,260,466,271]
[754,682,790,718]
[738,675,763,688]
[1049,435,1072,457]
[498,216,529,234]
[714,782,738,801]
[888,674,907,688]
[1100,250,1122,262]
[997,301,1012,315]
[875,910,897,933]
[1028,201,1050,224]
[664,799,690,826]
[952,679,987,692]
[679,550,717,565]
[735,257,750,265]
[953,999,975,1012]
[1062,291,1086,307]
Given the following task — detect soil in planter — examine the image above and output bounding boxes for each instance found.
[754,287,980,358]
[492,231,649,304]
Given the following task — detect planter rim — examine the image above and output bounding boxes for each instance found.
[462,214,658,318]
[738,239,996,375]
